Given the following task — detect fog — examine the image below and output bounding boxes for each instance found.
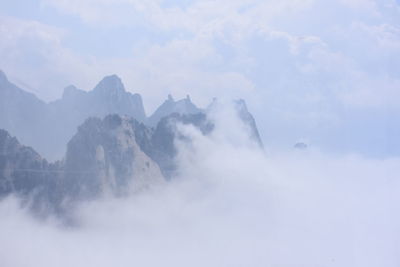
[0,104,398,267]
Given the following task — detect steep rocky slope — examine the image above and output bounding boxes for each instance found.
[63,114,164,200]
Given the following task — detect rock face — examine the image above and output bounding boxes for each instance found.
[63,115,164,200]
[0,116,168,207]
[47,75,147,160]
[234,99,263,148]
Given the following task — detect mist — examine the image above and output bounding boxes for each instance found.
[0,104,398,267]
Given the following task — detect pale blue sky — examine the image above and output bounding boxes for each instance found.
[0,0,399,157]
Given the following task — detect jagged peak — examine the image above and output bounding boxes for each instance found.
[167,94,174,102]
[93,74,125,93]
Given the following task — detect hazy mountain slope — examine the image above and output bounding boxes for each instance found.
[0,71,49,156]
[0,129,59,199]
[46,75,147,160]
[0,70,262,164]
[0,101,263,213]
[148,94,202,126]
[0,115,167,207]
[0,71,147,160]
[234,99,264,148]
[151,113,214,178]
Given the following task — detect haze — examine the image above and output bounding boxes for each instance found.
[0,1,399,267]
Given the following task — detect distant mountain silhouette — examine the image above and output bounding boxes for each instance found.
[148,94,202,126]
[0,70,262,161]
[0,70,264,214]
[0,72,147,160]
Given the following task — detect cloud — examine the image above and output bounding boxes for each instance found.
[0,105,399,267]
[0,15,102,100]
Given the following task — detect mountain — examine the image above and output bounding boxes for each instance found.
[0,70,49,157]
[0,71,147,160]
[62,114,164,200]
[0,70,264,216]
[150,112,214,178]
[0,113,215,210]
[46,75,147,159]
[234,99,264,148]
[148,94,202,126]
[0,116,166,208]
[206,98,263,148]
[51,75,146,123]
[0,71,262,160]
[0,129,61,211]
[0,108,262,216]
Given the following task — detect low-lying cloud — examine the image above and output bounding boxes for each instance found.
[0,107,399,267]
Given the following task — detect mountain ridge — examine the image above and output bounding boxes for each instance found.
[0,70,263,215]
[0,70,261,161]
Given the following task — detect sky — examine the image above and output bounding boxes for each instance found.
[1,2,400,266]
[0,0,399,157]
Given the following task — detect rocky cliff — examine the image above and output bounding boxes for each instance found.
[63,114,164,200]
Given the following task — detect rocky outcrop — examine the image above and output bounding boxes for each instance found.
[234,99,264,148]
[63,115,164,200]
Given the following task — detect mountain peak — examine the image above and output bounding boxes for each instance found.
[148,95,202,126]
[62,85,85,99]
[93,74,125,93]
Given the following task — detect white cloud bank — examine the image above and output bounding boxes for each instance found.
[0,105,399,267]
